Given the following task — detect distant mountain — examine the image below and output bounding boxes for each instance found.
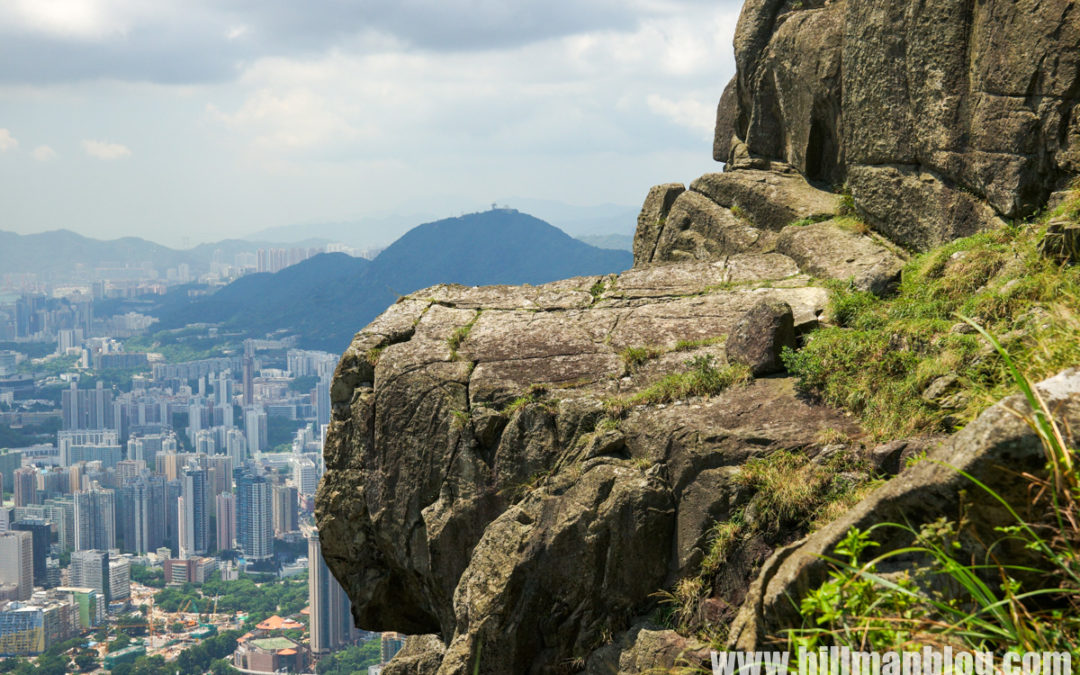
[576,234,634,252]
[0,229,195,276]
[156,210,632,353]
[243,199,639,248]
[0,230,337,279]
[494,198,639,237]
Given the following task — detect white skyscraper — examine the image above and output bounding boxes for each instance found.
[0,530,34,600]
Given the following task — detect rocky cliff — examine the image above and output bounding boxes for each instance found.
[714,0,1079,251]
[317,1,1080,672]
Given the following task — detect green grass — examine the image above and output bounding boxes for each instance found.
[605,354,751,417]
[619,345,662,372]
[661,448,880,643]
[790,331,1080,656]
[589,279,607,300]
[673,336,724,352]
[783,220,1080,440]
[501,384,549,416]
[447,311,481,361]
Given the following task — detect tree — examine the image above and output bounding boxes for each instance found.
[73,651,98,672]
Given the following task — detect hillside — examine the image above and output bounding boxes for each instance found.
[155,210,631,352]
[0,229,195,276]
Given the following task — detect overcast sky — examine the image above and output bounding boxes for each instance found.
[0,0,741,248]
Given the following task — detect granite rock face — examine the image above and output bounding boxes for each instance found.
[728,370,1080,649]
[316,0,1080,671]
[716,0,1080,250]
[316,263,860,674]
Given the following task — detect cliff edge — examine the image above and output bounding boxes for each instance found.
[317,0,1080,672]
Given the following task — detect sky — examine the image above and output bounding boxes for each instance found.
[0,0,742,248]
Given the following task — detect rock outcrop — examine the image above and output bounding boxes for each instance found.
[316,260,862,674]
[316,0,1080,672]
[714,0,1080,251]
[729,369,1080,649]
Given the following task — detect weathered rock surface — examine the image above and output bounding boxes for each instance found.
[728,369,1080,649]
[690,170,839,232]
[316,264,860,674]
[725,300,795,375]
[715,0,1080,250]
[776,220,905,295]
[317,1,1080,672]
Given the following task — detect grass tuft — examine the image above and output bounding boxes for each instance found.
[784,220,1080,441]
[605,355,751,417]
[447,311,481,361]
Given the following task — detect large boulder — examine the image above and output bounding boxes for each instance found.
[716,0,1079,250]
[776,219,906,295]
[317,264,859,674]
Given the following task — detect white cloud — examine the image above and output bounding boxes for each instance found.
[82,139,131,159]
[31,144,56,161]
[225,25,249,40]
[0,128,17,152]
[0,0,125,39]
[208,87,361,152]
[646,93,715,137]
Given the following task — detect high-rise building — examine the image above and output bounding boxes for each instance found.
[316,375,331,428]
[226,429,247,467]
[272,485,298,536]
[67,465,83,494]
[0,531,34,600]
[115,460,145,487]
[13,467,37,507]
[70,550,110,603]
[164,480,181,557]
[117,477,158,554]
[43,498,74,553]
[0,449,22,496]
[108,557,131,602]
[215,493,236,552]
[0,601,75,656]
[235,468,272,561]
[292,458,319,498]
[242,345,255,407]
[244,407,268,455]
[61,381,115,431]
[207,456,233,499]
[381,632,406,664]
[58,430,120,468]
[179,467,209,558]
[74,485,116,551]
[0,350,17,376]
[308,530,357,654]
[127,433,171,468]
[10,519,50,588]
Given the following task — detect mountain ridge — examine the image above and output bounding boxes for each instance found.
[152,209,631,352]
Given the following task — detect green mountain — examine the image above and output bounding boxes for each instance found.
[154,210,632,352]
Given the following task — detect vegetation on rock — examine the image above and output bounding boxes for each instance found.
[784,202,1080,440]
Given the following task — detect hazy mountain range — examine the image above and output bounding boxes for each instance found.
[150,209,633,352]
[245,199,638,250]
[0,229,329,278]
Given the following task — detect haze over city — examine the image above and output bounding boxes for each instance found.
[1,0,741,247]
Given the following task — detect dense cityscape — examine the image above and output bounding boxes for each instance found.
[0,252,403,674]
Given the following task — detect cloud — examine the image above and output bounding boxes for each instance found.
[0,0,744,84]
[31,145,57,161]
[646,93,715,137]
[82,139,131,159]
[0,129,17,152]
